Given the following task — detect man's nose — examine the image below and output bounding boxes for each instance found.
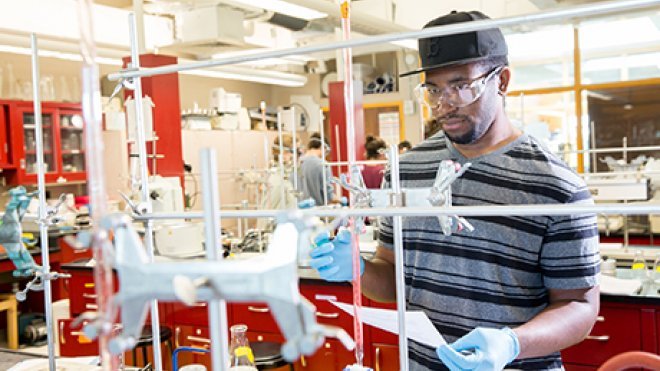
[433,100,458,117]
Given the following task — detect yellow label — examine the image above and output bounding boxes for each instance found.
[656,266,660,272]
[78,334,92,344]
[234,346,255,363]
[632,263,646,270]
[340,2,349,19]
[84,283,95,288]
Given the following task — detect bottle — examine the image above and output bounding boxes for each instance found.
[229,324,257,371]
[652,252,660,283]
[631,250,647,280]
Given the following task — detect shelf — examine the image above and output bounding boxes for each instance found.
[60,126,84,131]
[62,150,85,155]
[25,150,53,155]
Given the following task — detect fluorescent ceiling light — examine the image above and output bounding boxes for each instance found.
[229,0,327,20]
[180,64,308,87]
[0,44,122,66]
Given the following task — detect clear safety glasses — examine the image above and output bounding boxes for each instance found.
[414,66,504,110]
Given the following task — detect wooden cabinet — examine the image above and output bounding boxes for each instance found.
[2,101,85,184]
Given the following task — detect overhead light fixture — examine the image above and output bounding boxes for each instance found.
[228,0,327,21]
[0,44,122,66]
[180,64,308,87]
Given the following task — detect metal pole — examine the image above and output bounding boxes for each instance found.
[128,13,163,371]
[134,202,660,221]
[557,144,660,155]
[201,148,230,371]
[388,145,409,371]
[326,160,389,166]
[291,106,299,194]
[277,111,286,205]
[589,120,597,173]
[30,33,56,371]
[108,0,660,81]
[320,110,329,206]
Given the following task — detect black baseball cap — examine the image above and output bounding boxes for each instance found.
[400,11,508,77]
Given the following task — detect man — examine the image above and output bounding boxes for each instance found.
[310,10,600,371]
[299,133,334,206]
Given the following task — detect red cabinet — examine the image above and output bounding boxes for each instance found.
[2,101,85,184]
[562,299,659,369]
[58,318,99,357]
[371,343,399,371]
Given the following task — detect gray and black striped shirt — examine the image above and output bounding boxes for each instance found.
[379,131,600,370]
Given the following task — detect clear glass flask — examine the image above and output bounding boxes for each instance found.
[631,250,647,280]
[229,324,257,371]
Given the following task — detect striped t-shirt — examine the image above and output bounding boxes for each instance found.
[378,131,600,370]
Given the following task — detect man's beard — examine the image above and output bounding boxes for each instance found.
[439,114,481,145]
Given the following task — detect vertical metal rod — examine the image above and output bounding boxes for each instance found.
[128,13,163,371]
[320,109,329,206]
[388,144,409,371]
[334,125,342,200]
[201,148,230,371]
[30,33,56,371]
[277,111,286,205]
[622,136,629,249]
[291,106,299,194]
[76,0,116,367]
[589,120,597,173]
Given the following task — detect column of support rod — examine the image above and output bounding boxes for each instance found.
[320,110,328,206]
[128,13,162,371]
[201,148,230,371]
[277,112,286,205]
[30,33,56,371]
[388,145,409,371]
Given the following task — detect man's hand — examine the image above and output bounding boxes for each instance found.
[309,228,363,282]
[436,327,520,371]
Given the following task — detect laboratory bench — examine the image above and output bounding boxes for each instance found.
[52,258,660,371]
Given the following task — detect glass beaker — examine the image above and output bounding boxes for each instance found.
[229,324,257,370]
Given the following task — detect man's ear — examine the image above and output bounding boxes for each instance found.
[498,67,512,95]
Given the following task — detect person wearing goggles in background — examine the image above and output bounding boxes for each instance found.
[309,10,599,371]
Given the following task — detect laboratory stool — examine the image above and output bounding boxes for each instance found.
[131,325,173,369]
[0,293,18,349]
[252,341,294,371]
[598,351,660,371]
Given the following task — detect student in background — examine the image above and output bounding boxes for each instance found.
[299,133,335,206]
[361,135,387,189]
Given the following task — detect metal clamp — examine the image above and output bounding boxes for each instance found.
[427,160,473,236]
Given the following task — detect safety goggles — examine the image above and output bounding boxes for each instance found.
[414,66,504,109]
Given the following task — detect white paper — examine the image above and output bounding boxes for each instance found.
[599,274,643,295]
[329,300,445,348]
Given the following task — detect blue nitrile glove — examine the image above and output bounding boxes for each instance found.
[298,198,316,209]
[309,228,364,282]
[436,327,520,371]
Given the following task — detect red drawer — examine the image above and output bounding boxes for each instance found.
[561,306,642,366]
[171,301,209,326]
[231,302,280,333]
[300,283,357,334]
[367,301,399,345]
[58,318,98,356]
